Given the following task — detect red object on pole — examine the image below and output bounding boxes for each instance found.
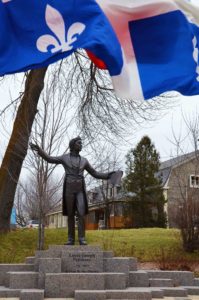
[86,50,107,69]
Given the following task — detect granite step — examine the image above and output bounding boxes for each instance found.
[104,273,127,289]
[183,286,199,295]
[161,287,188,297]
[106,289,152,299]
[194,279,199,286]
[20,289,44,300]
[129,270,149,287]
[0,264,34,272]
[48,245,102,258]
[8,272,38,289]
[149,278,174,287]
[129,258,138,271]
[45,273,105,298]
[152,298,191,300]
[75,289,153,300]
[126,287,164,298]
[103,258,132,274]
[75,290,106,300]
[146,270,194,286]
[103,251,114,258]
[125,287,190,298]
[0,285,21,297]
[0,264,34,286]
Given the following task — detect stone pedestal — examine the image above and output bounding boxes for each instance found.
[0,245,199,300]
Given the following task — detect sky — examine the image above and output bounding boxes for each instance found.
[0,74,199,167]
[133,95,199,161]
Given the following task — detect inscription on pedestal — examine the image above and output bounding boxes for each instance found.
[62,251,103,272]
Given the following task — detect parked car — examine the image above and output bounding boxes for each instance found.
[27,220,39,229]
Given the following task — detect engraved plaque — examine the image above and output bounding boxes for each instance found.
[62,250,103,273]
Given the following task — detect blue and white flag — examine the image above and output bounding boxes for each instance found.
[0,0,122,77]
[1,0,199,100]
[96,0,199,100]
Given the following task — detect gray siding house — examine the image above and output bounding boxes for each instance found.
[159,151,199,227]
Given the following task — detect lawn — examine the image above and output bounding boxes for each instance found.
[0,228,199,266]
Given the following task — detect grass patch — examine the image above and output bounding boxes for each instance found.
[0,228,199,264]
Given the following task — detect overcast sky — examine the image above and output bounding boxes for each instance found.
[0,74,199,166]
[133,95,199,161]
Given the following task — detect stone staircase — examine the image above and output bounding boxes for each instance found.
[0,245,198,300]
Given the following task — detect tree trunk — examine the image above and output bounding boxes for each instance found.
[0,67,47,233]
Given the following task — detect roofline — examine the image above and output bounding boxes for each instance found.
[160,151,199,171]
[46,210,62,216]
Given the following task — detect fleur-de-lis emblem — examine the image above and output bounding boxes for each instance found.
[192,36,199,82]
[37,5,86,54]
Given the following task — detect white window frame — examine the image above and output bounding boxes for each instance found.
[190,174,199,188]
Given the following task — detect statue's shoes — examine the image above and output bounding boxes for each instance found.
[65,240,74,245]
[79,239,87,245]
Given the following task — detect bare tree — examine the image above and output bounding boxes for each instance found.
[0,67,47,233]
[168,111,199,252]
[26,67,77,249]
[14,183,27,227]
[72,52,174,147]
[0,51,174,232]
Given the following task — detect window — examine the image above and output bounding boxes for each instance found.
[116,186,121,194]
[92,192,98,202]
[109,188,113,198]
[190,175,199,188]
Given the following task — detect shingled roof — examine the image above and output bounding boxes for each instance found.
[160,151,197,170]
[159,151,198,186]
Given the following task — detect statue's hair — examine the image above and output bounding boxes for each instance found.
[69,136,81,151]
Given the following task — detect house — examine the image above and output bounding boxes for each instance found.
[85,183,133,230]
[45,181,131,229]
[46,151,199,229]
[158,151,199,227]
[86,151,199,229]
[46,205,67,228]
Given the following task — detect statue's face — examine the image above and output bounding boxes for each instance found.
[74,139,82,152]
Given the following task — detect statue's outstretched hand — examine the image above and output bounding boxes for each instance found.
[108,171,116,179]
[30,143,40,153]
[108,170,123,186]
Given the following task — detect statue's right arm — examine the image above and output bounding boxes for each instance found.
[30,143,63,164]
[38,148,63,164]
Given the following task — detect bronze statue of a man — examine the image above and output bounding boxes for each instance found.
[30,137,115,245]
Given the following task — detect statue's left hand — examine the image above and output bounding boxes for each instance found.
[108,171,116,179]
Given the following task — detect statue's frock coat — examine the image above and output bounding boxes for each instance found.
[38,152,109,216]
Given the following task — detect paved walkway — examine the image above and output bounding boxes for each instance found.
[0,298,75,300]
[155,296,199,300]
[2,296,198,299]
[155,297,199,300]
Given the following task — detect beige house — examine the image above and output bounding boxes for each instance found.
[158,151,199,227]
[46,205,67,228]
[45,182,126,229]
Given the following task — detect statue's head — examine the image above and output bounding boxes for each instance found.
[69,136,82,152]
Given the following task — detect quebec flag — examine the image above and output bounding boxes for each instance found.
[0,0,123,77]
[95,0,199,100]
[1,0,199,101]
